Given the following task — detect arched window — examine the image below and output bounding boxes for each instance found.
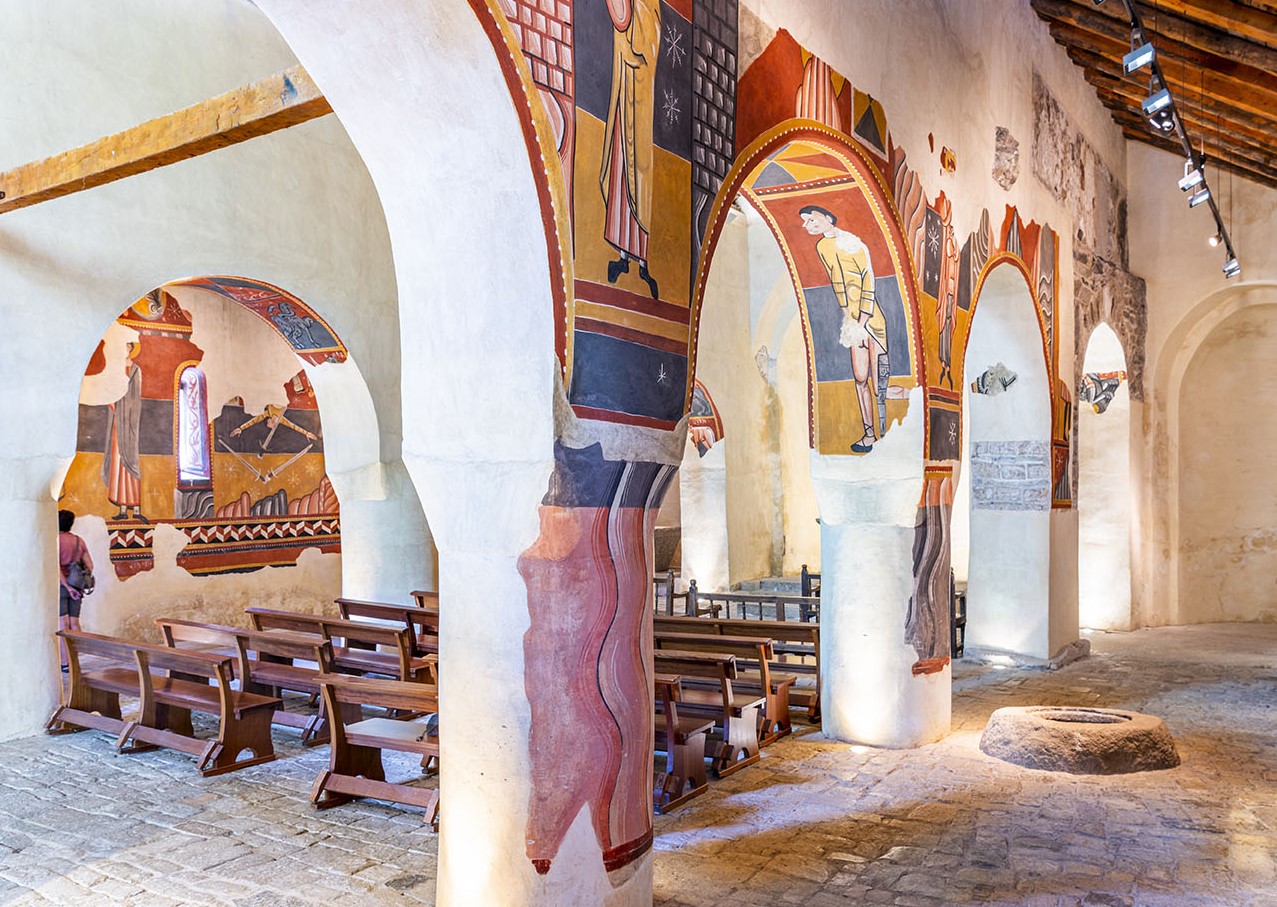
[176,366,211,483]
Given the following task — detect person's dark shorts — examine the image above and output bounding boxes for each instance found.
[59,587,81,619]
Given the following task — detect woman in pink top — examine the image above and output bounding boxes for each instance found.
[58,509,93,671]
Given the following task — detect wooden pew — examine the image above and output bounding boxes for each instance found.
[311,673,440,827]
[335,598,439,658]
[155,617,242,668]
[655,615,821,721]
[654,631,797,743]
[47,629,280,776]
[800,564,821,598]
[686,581,819,623]
[651,649,763,777]
[653,673,713,813]
[245,607,433,683]
[410,590,439,610]
[234,628,336,745]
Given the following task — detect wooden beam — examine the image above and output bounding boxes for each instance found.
[1066,48,1277,161]
[1041,18,1277,127]
[1144,0,1277,51]
[1033,0,1277,95]
[0,66,331,215]
[1094,85,1277,181]
[1037,0,1277,74]
[1109,112,1277,191]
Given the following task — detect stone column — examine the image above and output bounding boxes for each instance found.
[810,398,950,748]
[0,461,62,742]
[679,439,729,592]
[326,460,436,603]
[408,446,664,907]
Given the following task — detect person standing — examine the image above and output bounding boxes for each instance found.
[57,509,93,672]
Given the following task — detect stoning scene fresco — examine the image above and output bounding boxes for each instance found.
[469,0,1073,871]
[59,285,342,579]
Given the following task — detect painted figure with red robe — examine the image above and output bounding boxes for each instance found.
[102,344,145,521]
[601,0,661,299]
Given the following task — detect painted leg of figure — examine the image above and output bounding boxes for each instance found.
[607,253,631,284]
[850,340,876,454]
[876,350,890,438]
[637,260,659,300]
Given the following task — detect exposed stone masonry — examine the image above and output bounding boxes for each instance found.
[970,439,1052,511]
[1032,71,1147,401]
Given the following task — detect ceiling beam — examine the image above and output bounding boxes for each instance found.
[1041,18,1277,127]
[1067,49,1277,163]
[1093,85,1277,184]
[1038,0,1277,74]
[0,66,331,215]
[1136,0,1277,51]
[1108,110,1277,191]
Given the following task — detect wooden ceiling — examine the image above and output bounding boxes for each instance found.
[1031,0,1277,189]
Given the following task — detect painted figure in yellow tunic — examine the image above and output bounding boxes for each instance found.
[800,205,889,453]
[601,0,661,300]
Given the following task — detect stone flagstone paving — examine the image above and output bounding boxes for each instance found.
[1,623,1274,905]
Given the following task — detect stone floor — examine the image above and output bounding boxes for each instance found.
[1,623,1274,905]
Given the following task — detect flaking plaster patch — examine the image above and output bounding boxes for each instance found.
[992,126,1019,191]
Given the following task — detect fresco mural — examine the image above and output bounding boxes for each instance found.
[1079,370,1126,413]
[60,286,342,579]
[688,379,723,455]
[467,0,1072,871]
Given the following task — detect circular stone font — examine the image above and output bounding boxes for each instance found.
[979,706,1181,774]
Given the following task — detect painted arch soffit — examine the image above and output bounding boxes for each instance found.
[697,125,925,456]
[169,276,349,366]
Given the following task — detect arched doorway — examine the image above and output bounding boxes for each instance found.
[957,261,1054,658]
[692,124,934,747]
[54,279,391,638]
[1178,303,1277,623]
[1078,323,1131,630]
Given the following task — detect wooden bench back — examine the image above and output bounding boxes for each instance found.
[235,628,333,669]
[651,649,736,680]
[409,590,440,610]
[335,598,439,638]
[316,673,439,713]
[59,629,139,666]
[655,615,818,647]
[654,631,774,662]
[60,629,234,686]
[247,607,409,649]
[156,618,241,649]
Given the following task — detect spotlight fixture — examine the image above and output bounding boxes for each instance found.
[1115,0,1239,281]
[1142,88,1172,117]
[1123,42,1156,74]
[1178,160,1204,192]
[1147,108,1175,133]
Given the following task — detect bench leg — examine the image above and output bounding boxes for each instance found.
[312,742,384,809]
[713,706,762,777]
[760,684,793,746]
[122,701,190,755]
[655,732,709,813]
[200,707,277,777]
[46,686,123,735]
